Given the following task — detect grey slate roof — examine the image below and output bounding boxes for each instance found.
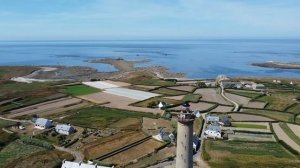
[35,118,51,126]
[56,124,73,132]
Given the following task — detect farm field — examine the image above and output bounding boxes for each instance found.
[229,113,274,122]
[125,75,176,86]
[167,85,196,92]
[286,103,300,114]
[182,93,201,103]
[228,132,275,142]
[226,89,263,99]
[232,122,268,130]
[63,84,101,96]
[132,97,181,108]
[224,93,266,108]
[151,88,188,96]
[256,93,298,111]
[287,123,300,138]
[142,117,174,135]
[102,139,163,166]
[164,95,185,101]
[279,123,300,146]
[241,109,294,122]
[211,105,232,113]
[194,88,231,105]
[171,102,216,111]
[204,140,299,168]
[61,106,158,129]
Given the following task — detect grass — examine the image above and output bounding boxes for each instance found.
[126,75,176,86]
[63,84,101,96]
[227,90,262,99]
[132,97,181,108]
[0,119,17,128]
[194,116,204,136]
[0,130,18,148]
[0,139,48,167]
[256,93,299,111]
[61,106,158,128]
[242,109,294,122]
[182,93,201,103]
[152,88,188,96]
[205,140,299,168]
[279,123,300,146]
[286,103,300,114]
[232,123,267,129]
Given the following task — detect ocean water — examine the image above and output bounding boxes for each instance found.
[0,40,299,79]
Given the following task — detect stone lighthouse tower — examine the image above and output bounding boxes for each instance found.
[176,102,195,168]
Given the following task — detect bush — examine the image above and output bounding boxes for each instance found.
[147,101,158,108]
[21,137,54,150]
[64,138,79,148]
[197,81,207,88]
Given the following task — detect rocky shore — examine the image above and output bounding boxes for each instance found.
[252,62,300,69]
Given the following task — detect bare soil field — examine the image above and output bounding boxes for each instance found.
[171,102,215,111]
[136,85,160,89]
[228,132,275,142]
[110,118,141,129]
[6,98,83,119]
[79,92,162,114]
[211,105,233,112]
[194,88,231,105]
[176,81,198,85]
[229,113,274,121]
[142,117,173,135]
[104,80,131,87]
[167,85,196,92]
[287,123,300,138]
[224,93,266,108]
[272,123,300,153]
[164,95,185,101]
[102,139,163,166]
[82,131,146,160]
[126,146,176,168]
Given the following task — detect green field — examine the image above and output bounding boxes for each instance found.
[126,75,176,86]
[232,123,267,129]
[152,88,187,96]
[63,84,101,96]
[256,93,298,111]
[205,140,299,168]
[182,94,201,103]
[287,103,300,114]
[0,140,48,167]
[0,119,16,128]
[279,123,300,146]
[194,116,204,136]
[227,90,262,99]
[132,97,181,108]
[0,130,18,149]
[242,109,294,122]
[61,106,158,128]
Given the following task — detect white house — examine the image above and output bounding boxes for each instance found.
[206,115,219,124]
[252,83,265,90]
[55,124,75,135]
[35,118,52,129]
[204,125,222,139]
[61,160,113,168]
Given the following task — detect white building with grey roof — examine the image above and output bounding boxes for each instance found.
[35,118,52,129]
[55,124,75,135]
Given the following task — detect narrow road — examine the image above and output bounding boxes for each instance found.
[218,81,239,112]
[0,116,28,123]
[54,145,83,162]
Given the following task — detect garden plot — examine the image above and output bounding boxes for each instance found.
[224,122,270,133]
[142,117,173,135]
[6,98,83,119]
[224,93,266,108]
[229,113,274,122]
[194,88,231,105]
[164,95,185,100]
[272,123,300,153]
[79,92,162,114]
[287,123,300,138]
[171,102,215,111]
[167,85,196,92]
[102,139,162,166]
[210,105,233,112]
[228,132,275,142]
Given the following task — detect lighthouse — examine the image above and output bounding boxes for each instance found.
[176,102,195,168]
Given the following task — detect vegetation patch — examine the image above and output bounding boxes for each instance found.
[286,103,300,114]
[61,106,158,128]
[0,119,17,128]
[256,93,299,111]
[63,84,101,96]
[232,123,267,129]
[279,123,300,146]
[132,97,181,108]
[126,75,176,86]
[227,90,263,99]
[182,94,201,103]
[194,116,204,136]
[242,109,294,122]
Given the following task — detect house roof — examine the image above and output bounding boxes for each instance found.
[206,125,221,132]
[56,124,73,132]
[35,118,51,126]
[206,116,219,121]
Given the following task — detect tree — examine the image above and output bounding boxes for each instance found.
[197,81,207,88]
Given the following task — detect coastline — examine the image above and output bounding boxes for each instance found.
[252,62,300,69]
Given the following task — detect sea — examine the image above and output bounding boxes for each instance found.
[0,39,299,79]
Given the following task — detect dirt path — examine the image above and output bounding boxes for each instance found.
[272,123,300,153]
[54,145,83,162]
[220,85,239,111]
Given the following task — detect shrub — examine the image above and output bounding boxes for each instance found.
[21,137,54,150]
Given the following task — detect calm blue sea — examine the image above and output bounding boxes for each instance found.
[0,40,299,79]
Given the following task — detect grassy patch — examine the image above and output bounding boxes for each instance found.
[182,93,201,103]
[205,140,299,168]
[232,123,267,129]
[0,139,48,167]
[0,119,17,128]
[227,90,262,99]
[152,88,188,96]
[286,103,300,114]
[194,116,204,136]
[132,97,181,108]
[279,123,300,146]
[242,109,294,122]
[126,75,176,86]
[61,106,158,128]
[256,93,299,111]
[63,84,101,96]
[0,130,18,148]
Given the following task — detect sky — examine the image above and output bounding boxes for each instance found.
[0,0,300,40]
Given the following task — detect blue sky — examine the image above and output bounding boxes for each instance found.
[0,0,300,40]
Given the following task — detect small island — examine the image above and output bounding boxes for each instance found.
[252,62,300,69]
